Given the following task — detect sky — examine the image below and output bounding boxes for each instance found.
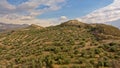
[0,0,120,27]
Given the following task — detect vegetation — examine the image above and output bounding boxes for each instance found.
[0,20,120,68]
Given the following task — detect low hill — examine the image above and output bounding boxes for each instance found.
[90,24,120,36]
[90,24,120,40]
[0,22,29,32]
[0,20,120,68]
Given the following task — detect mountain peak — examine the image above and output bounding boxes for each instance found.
[30,24,39,27]
[28,24,43,29]
[60,20,87,27]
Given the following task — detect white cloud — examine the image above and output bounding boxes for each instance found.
[60,16,68,20]
[77,0,120,23]
[0,17,56,27]
[0,0,66,26]
[57,16,69,24]
[41,16,69,26]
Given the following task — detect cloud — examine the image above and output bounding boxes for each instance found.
[0,0,66,26]
[0,17,56,27]
[77,0,120,23]
[41,16,69,26]
[60,16,68,20]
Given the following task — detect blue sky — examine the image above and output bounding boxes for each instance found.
[7,0,113,19]
[38,0,113,19]
[0,0,120,27]
[7,0,29,6]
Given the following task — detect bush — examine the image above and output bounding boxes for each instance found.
[78,57,86,64]
[53,47,61,54]
[94,48,101,54]
[109,42,117,46]
[56,54,70,64]
[45,55,55,67]
[97,60,112,67]
[109,46,116,52]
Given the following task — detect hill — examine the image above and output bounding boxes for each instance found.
[0,20,120,68]
[0,22,29,32]
[89,24,120,40]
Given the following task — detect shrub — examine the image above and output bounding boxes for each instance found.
[109,46,116,52]
[45,55,55,67]
[97,60,112,67]
[78,57,86,64]
[94,48,101,54]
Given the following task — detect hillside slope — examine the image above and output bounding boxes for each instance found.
[0,20,120,68]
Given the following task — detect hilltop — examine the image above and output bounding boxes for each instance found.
[0,20,120,68]
[60,20,87,27]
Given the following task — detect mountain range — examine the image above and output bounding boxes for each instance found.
[0,22,29,32]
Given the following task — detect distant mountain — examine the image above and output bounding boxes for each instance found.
[27,24,44,29]
[0,20,120,68]
[107,19,120,29]
[0,22,29,32]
